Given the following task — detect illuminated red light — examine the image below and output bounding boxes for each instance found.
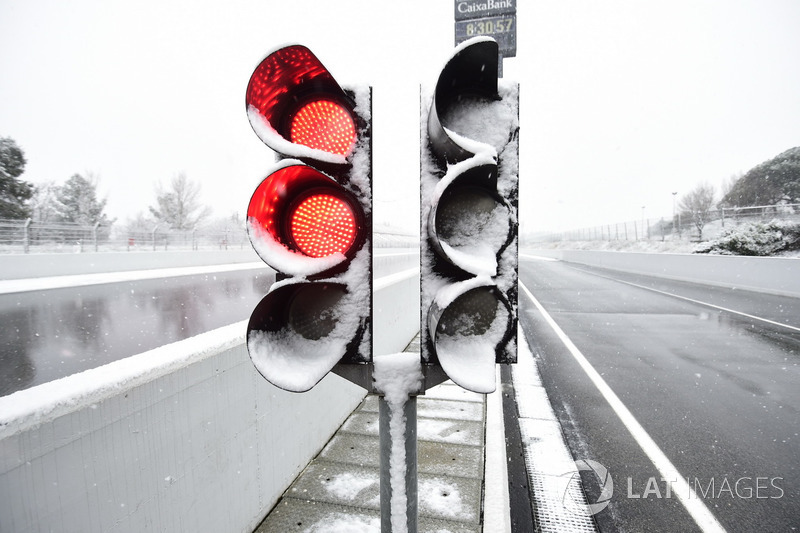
[246,45,357,157]
[290,193,357,257]
[290,100,356,156]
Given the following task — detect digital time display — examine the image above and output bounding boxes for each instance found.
[455,14,517,57]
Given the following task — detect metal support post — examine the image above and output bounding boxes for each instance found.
[379,394,418,533]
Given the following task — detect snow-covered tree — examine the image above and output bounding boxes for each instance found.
[0,137,34,219]
[53,173,111,226]
[721,146,800,207]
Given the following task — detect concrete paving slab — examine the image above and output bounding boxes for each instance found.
[254,380,488,532]
[319,428,484,480]
[417,398,484,422]
[255,498,380,532]
[287,460,380,510]
[342,411,483,446]
[255,497,481,533]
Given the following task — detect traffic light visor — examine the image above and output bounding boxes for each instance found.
[247,281,357,392]
[428,282,513,393]
[246,45,357,160]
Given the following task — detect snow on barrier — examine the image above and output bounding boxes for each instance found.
[525,249,800,298]
[0,249,262,280]
[0,253,420,533]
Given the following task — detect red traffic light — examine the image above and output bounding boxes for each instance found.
[247,162,365,277]
[290,99,356,156]
[245,44,373,393]
[246,45,357,162]
[289,192,357,258]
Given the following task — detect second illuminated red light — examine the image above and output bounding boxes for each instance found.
[290,193,356,258]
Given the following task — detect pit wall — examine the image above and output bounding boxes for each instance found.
[524,249,800,298]
[0,252,420,533]
[0,249,261,280]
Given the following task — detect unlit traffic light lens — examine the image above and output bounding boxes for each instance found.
[290,99,356,156]
[437,286,501,338]
[287,284,347,340]
[290,193,357,258]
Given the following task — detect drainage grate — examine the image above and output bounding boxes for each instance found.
[513,329,598,533]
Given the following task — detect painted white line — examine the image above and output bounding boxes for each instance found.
[374,251,419,258]
[605,275,800,333]
[520,280,728,533]
[513,325,597,532]
[0,262,269,295]
[373,267,419,291]
[520,253,558,262]
[484,368,512,532]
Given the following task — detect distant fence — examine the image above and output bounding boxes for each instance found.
[533,203,800,244]
[0,219,419,254]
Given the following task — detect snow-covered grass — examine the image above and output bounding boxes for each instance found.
[694,220,800,256]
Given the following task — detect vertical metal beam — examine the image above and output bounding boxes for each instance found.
[379,395,418,533]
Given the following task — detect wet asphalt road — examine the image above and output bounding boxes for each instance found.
[518,257,800,532]
[0,268,274,396]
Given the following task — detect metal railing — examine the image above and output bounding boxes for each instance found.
[0,218,419,254]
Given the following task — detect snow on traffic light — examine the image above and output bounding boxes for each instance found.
[244,44,372,392]
[420,37,519,393]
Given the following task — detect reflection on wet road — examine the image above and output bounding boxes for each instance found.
[0,268,274,396]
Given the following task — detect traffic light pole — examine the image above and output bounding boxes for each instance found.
[379,395,418,533]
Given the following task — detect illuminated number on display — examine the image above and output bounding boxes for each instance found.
[466,18,513,37]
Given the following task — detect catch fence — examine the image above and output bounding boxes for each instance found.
[0,219,418,254]
[534,203,800,244]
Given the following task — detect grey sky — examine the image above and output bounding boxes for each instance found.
[1,0,798,234]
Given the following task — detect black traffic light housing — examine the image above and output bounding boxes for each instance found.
[245,44,372,392]
[421,37,519,393]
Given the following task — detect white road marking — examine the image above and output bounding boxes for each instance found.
[520,253,558,262]
[600,274,800,333]
[0,262,268,294]
[520,280,728,533]
[484,368,512,532]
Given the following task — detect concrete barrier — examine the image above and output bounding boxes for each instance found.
[0,255,421,533]
[0,249,261,280]
[524,249,800,298]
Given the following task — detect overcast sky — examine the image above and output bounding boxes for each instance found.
[1,0,799,235]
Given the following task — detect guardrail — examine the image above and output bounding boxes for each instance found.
[0,251,421,532]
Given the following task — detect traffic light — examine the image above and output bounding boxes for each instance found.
[244,44,372,393]
[420,36,519,393]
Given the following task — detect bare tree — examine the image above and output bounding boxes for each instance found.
[149,173,211,231]
[679,182,716,241]
[719,173,742,207]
